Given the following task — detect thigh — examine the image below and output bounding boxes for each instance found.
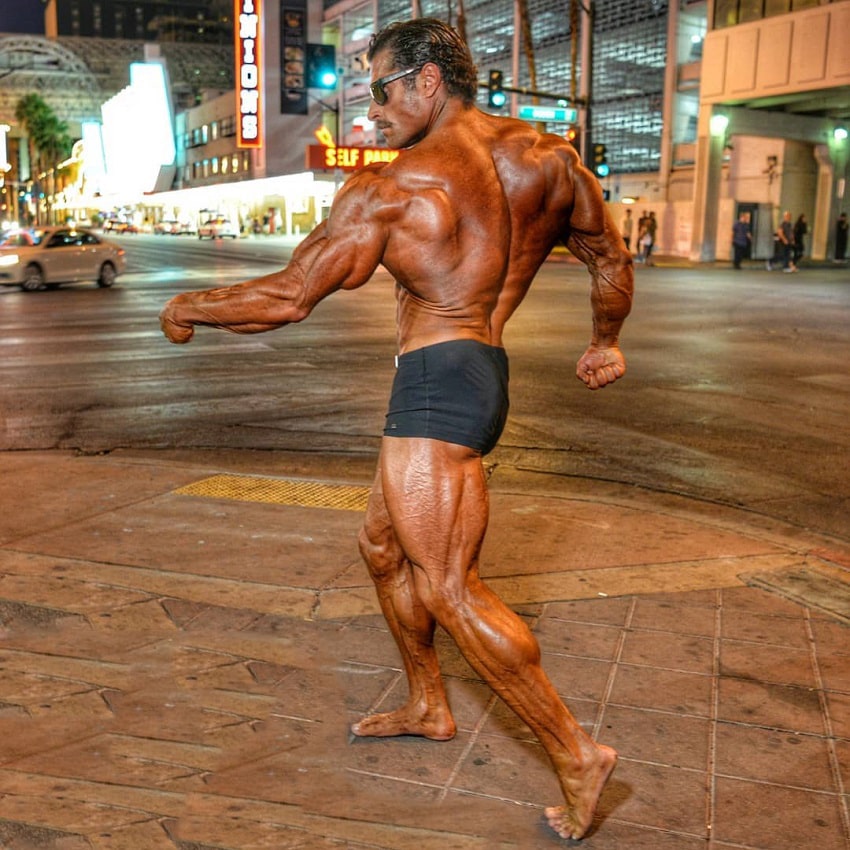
[379,436,489,581]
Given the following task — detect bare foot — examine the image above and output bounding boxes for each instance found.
[350,704,456,741]
[544,743,618,840]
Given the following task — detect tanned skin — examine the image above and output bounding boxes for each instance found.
[161,20,633,841]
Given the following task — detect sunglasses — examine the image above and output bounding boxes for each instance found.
[369,66,421,105]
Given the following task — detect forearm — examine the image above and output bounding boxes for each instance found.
[164,270,310,335]
[589,250,634,345]
[161,226,334,342]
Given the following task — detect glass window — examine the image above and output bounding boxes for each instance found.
[739,0,762,23]
[714,0,739,28]
[765,0,791,17]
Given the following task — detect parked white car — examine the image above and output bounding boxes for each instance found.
[198,217,239,240]
[0,226,127,292]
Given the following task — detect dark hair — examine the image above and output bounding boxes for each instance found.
[368,18,478,105]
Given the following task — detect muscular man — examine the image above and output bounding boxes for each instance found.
[160,18,633,841]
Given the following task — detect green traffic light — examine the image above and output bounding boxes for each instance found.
[319,70,338,88]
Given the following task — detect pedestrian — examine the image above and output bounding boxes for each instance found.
[641,210,657,265]
[793,213,807,266]
[635,209,648,261]
[160,18,632,842]
[835,212,848,261]
[776,210,797,272]
[732,210,752,269]
[621,207,634,252]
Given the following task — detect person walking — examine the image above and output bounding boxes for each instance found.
[732,211,752,269]
[793,214,807,266]
[620,207,634,252]
[160,18,633,842]
[776,210,797,272]
[641,210,657,265]
[835,212,848,262]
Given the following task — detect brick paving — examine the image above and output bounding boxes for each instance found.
[0,449,848,849]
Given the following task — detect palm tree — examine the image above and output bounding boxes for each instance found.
[14,93,73,224]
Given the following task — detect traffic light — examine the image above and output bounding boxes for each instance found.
[592,142,610,177]
[306,43,338,89]
[566,126,580,150]
[487,69,506,109]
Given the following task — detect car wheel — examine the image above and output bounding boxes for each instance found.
[21,263,44,291]
[98,262,117,288]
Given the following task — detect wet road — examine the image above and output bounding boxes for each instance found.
[1,232,848,543]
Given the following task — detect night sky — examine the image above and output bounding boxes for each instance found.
[0,0,45,35]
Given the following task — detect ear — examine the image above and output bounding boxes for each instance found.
[419,61,443,97]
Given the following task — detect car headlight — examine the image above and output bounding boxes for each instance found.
[0,253,20,267]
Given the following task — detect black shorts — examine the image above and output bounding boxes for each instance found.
[384,339,509,455]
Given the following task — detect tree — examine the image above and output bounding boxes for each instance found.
[14,93,73,224]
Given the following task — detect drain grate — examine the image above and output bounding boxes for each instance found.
[174,474,371,512]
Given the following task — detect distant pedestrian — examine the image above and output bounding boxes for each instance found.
[793,214,807,265]
[731,211,752,269]
[836,212,848,261]
[635,210,648,262]
[621,208,634,252]
[640,211,657,266]
[776,210,797,273]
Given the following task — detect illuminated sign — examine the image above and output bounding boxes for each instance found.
[306,145,401,172]
[518,105,578,123]
[280,0,308,115]
[100,62,176,194]
[0,124,10,172]
[235,0,264,148]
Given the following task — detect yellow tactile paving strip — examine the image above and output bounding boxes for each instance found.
[174,474,371,512]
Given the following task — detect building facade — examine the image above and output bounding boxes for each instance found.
[317,0,849,261]
[4,0,849,257]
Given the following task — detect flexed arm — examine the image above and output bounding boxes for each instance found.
[562,154,634,389]
[160,170,390,343]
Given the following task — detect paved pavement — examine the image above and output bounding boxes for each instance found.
[0,447,848,850]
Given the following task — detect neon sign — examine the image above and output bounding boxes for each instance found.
[306,145,401,172]
[235,0,264,149]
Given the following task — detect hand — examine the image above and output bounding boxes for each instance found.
[576,344,626,390]
[159,300,195,344]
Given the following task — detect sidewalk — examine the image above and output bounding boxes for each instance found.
[0,448,848,850]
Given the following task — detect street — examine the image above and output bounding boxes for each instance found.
[1,232,848,543]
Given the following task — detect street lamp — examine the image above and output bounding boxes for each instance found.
[710,113,729,136]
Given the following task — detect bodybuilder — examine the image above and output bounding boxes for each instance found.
[160,18,634,840]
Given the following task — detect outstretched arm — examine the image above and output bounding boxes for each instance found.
[160,169,389,343]
[563,156,634,389]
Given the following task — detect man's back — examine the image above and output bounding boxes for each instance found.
[360,107,594,352]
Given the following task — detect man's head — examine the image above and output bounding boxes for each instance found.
[367,18,478,106]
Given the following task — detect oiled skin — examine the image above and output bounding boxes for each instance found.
[161,41,632,842]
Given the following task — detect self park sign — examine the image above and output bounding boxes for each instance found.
[306,144,401,172]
